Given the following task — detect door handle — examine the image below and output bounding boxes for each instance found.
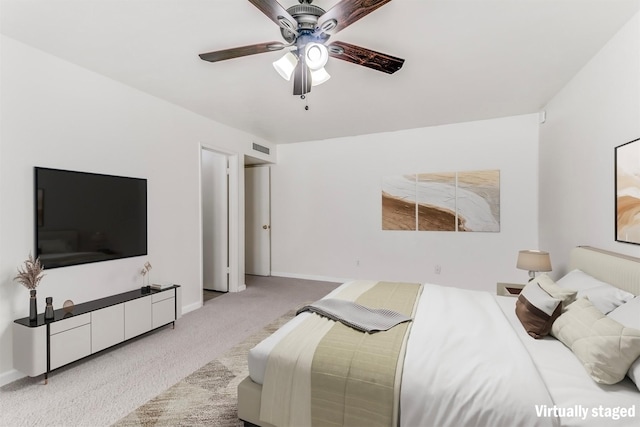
[262,225,270,230]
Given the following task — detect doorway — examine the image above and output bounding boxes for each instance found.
[201,149,229,293]
[245,165,271,276]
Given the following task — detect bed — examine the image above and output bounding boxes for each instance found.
[237,246,640,427]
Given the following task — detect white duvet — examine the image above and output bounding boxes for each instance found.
[400,284,557,427]
[249,282,640,427]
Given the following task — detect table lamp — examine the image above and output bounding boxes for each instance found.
[517,250,552,281]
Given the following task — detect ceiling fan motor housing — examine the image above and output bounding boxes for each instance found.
[280,1,327,43]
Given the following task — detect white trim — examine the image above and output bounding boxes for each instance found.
[182,301,202,315]
[0,369,25,387]
[197,146,205,307]
[228,154,241,292]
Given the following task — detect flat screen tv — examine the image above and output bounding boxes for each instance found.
[34,167,147,269]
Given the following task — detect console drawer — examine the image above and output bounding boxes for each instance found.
[49,313,90,335]
[50,323,91,370]
[152,297,175,329]
[152,289,174,303]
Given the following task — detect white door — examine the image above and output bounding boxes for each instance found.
[245,166,271,276]
[202,150,229,291]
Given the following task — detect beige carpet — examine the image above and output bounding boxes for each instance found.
[115,307,298,426]
[1,276,339,427]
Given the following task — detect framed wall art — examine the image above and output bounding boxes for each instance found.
[615,138,640,245]
[381,169,500,232]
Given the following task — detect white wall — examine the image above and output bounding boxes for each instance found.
[271,114,541,290]
[0,36,275,383]
[539,12,640,276]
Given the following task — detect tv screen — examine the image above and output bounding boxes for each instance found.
[34,167,147,269]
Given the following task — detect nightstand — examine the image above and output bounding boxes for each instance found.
[496,282,525,297]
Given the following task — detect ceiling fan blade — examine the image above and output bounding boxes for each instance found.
[328,41,404,74]
[293,61,312,96]
[317,0,392,35]
[248,0,298,34]
[199,42,285,63]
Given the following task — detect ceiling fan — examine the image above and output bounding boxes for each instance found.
[198,0,405,96]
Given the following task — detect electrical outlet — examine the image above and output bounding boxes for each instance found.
[434,265,441,274]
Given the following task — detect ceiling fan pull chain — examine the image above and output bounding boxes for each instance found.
[301,62,309,110]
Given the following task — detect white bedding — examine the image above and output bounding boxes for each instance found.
[248,282,639,427]
[496,296,639,427]
[399,284,556,427]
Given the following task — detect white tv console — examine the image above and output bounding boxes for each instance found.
[13,285,182,383]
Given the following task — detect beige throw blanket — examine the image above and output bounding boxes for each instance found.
[260,281,423,427]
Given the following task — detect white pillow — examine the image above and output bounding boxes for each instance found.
[608,297,640,390]
[556,269,634,314]
[533,274,577,310]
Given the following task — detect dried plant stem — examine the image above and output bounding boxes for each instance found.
[14,253,45,290]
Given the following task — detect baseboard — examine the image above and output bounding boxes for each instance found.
[182,300,202,315]
[0,368,25,387]
[270,271,350,284]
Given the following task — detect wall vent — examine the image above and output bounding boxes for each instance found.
[252,143,270,155]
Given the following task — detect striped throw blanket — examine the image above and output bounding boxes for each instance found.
[296,298,412,333]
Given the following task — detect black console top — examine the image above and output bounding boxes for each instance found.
[14,286,179,327]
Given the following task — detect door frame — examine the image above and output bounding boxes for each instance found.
[199,143,245,299]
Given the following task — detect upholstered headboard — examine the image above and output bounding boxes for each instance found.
[569,246,640,296]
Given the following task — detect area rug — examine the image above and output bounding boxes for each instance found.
[114,308,298,426]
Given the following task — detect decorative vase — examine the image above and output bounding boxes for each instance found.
[44,297,54,321]
[29,289,37,322]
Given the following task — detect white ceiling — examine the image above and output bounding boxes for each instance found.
[1,0,639,144]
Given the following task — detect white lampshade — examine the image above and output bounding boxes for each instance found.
[517,250,552,281]
[273,52,298,81]
[305,43,329,71]
[311,67,331,86]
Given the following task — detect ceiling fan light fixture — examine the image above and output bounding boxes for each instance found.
[305,43,329,71]
[273,51,298,81]
[311,67,331,86]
